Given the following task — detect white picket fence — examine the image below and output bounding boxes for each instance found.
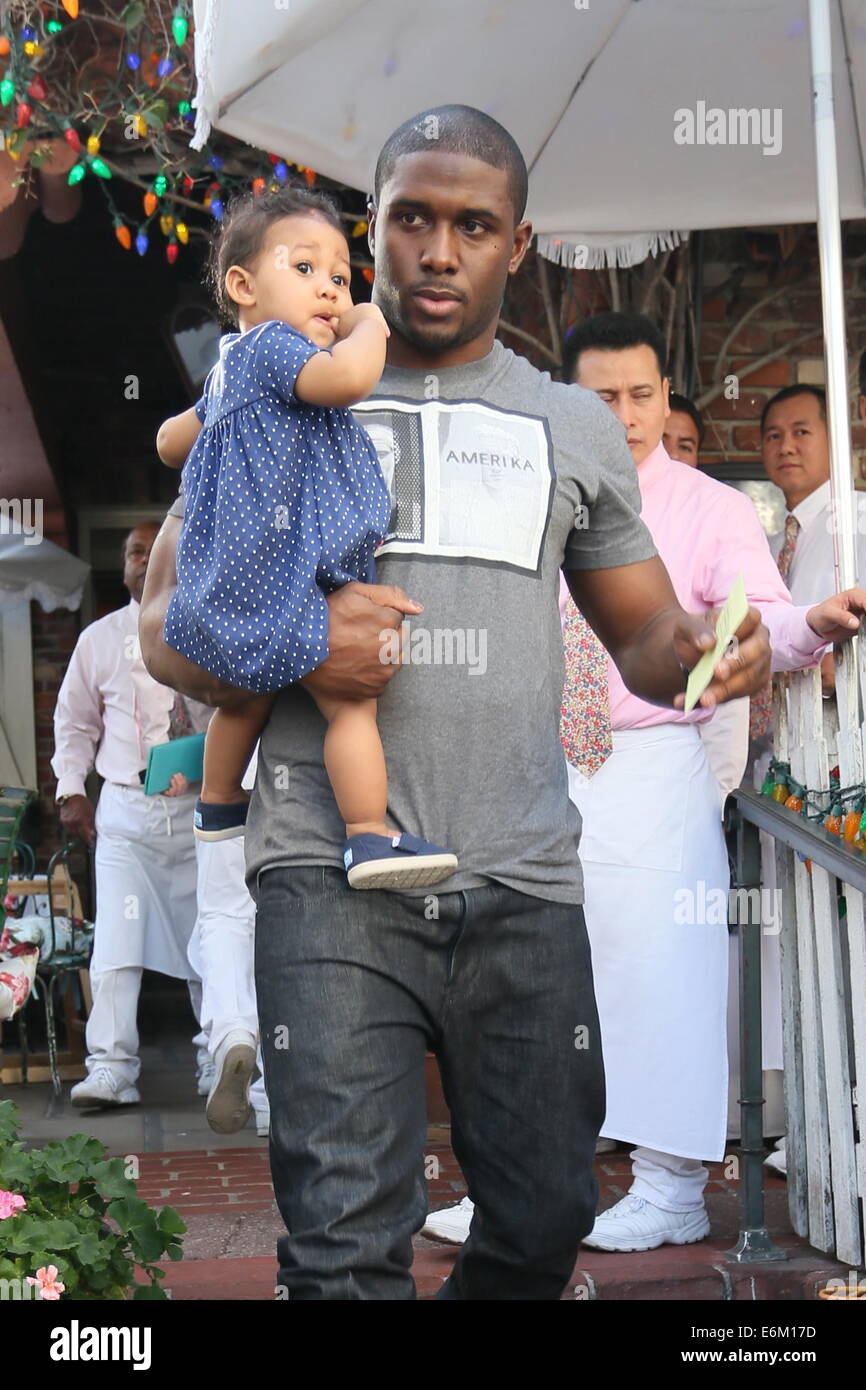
[772,652,866,1266]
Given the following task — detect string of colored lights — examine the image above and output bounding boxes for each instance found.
[0,1,373,272]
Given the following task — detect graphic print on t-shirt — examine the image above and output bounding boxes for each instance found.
[352,398,554,572]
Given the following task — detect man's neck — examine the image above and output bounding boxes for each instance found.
[384,325,499,371]
[784,478,830,512]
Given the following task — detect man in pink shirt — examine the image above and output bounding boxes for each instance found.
[559,312,866,1251]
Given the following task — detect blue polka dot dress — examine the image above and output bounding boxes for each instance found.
[164,319,392,693]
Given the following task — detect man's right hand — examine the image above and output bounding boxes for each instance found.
[302,582,423,701]
[59,794,96,848]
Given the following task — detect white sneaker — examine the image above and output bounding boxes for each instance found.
[205,1030,256,1134]
[70,1067,140,1109]
[254,1109,270,1137]
[764,1137,787,1177]
[582,1194,710,1252]
[421,1196,474,1244]
[197,1061,216,1096]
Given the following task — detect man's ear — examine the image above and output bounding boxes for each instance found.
[508,220,533,275]
[367,199,377,259]
[662,375,671,419]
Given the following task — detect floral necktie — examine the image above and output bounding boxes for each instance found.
[749,513,801,740]
[167,691,193,740]
[560,596,613,776]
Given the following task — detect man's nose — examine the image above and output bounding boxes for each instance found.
[420,225,458,275]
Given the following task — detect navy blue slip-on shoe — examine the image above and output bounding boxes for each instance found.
[343,832,459,890]
[193,797,249,842]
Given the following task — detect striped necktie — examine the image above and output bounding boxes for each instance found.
[560,597,613,776]
[749,513,801,740]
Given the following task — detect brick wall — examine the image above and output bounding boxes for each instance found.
[696,250,866,475]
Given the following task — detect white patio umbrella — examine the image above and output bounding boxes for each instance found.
[190,0,866,584]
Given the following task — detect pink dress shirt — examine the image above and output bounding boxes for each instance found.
[560,441,827,730]
[52,599,213,799]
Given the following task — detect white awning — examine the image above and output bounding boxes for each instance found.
[0,533,90,612]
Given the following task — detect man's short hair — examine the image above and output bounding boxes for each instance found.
[859,346,866,398]
[373,105,529,224]
[667,392,705,451]
[760,383,827,434]
[562,311,668,384]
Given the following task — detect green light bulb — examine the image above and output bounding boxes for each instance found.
[178,100,191,116]
[172,12,189,47]
[89,156,112,179]
[0,79,15,107]
[47,20,63,35]
[67,162,86,185]
[154,173,167,196]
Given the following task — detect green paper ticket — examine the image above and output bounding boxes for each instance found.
[684,572,749,713]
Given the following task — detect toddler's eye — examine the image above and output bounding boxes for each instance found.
[296,261,312,274]
[332,275,347,287]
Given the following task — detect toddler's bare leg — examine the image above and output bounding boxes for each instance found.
[202,694,275,805]
[310,693,389,838]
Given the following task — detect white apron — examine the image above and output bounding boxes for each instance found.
[569,723,730,1161]
[92,781,199,980]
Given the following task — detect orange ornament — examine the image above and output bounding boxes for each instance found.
[361,267,374,284]
[303,167,316,186]
[825,813,842,836]
[784,794,803,813]
[843,810,860,843]
[143,191,157,216]
[0,38,9,56]
[252,176,265,195]
[62,0,79,17]
[115,224,131,250]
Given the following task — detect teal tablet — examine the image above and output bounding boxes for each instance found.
[142,733,206,795]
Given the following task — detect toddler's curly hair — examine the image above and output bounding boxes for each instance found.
[207,184,346,326]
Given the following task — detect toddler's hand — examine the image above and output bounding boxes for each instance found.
[335,302,390,341]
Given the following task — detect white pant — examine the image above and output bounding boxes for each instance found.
[86,966,206,1086]
[188,837,267,1113]
[629,1147,708,1213]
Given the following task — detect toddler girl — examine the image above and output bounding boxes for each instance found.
[157,186,457,890]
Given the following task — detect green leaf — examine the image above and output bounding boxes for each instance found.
[107,1197,165,1263]
[157,1206,187,1237]
[36,1133,106,1184]
[0,1100,22,1142]
[71,1229,106,1266]
[122,0,146,27]
[143,100,169,130]
[133,1282,168,1300]
[91,1157,137,1201]
[0,1146,33,1188]
[1,1216,81,1255]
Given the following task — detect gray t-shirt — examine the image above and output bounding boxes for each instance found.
[178,340,657,904]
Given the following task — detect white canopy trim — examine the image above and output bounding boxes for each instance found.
[534,229,688,271]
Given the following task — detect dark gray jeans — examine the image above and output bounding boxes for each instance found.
[255,866,605,1300]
